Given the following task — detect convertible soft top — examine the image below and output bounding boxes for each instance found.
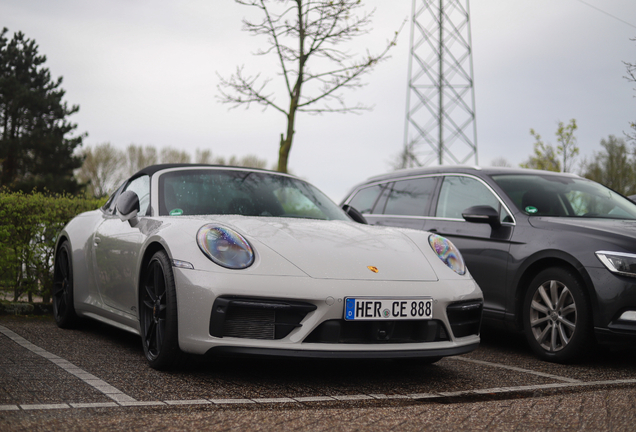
[132,163,276,179]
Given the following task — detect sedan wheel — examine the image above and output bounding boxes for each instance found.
[140,250,183,370]
[52,241,79,328]
[523,267,592,363]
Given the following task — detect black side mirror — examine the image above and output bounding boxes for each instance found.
[342,205,368,224]
[116,191,140,227]
[462,205,501,228]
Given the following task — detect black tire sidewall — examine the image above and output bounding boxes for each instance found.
[522,267,592,363]
[140,250,182,370]
[53,241,78,328]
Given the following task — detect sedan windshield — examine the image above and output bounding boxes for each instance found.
[492,174,636,220]
[158,169,349,221]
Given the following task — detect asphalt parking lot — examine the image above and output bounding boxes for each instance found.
[1,314,635,431]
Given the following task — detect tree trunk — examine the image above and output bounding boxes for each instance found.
[277,104,297,173]
[276,0,305,174]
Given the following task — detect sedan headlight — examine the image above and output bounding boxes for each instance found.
[428,234,466,275]
[596,251,636,278]
[197,225,255,269]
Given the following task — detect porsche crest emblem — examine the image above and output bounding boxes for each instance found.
[367,266,379,273]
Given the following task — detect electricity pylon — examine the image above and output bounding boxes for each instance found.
[401,0,478,167]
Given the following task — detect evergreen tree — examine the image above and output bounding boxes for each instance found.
[0,28,84,194]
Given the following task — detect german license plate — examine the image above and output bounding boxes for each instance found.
[344,297,433,321]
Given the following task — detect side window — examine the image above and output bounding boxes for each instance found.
[436,176,511,223]
[347,184,384,214]
[123,175,151,216]
[383,177,436,216]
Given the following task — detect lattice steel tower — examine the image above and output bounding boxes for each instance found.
[402,0,478,167]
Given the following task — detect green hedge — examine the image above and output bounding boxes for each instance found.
[0,190,105,303]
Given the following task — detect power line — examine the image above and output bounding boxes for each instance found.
[575,0,636,30]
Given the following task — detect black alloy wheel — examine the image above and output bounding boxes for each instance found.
[522,267,592,363]
[52,241,79,328]
[139,250,183,370]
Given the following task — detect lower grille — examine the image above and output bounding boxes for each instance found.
[446,300,483,338]
[303,319,449,344]
[223,308,276,339]
[210,297,316,340]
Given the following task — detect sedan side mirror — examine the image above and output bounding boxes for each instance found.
[462,205,501,228]
[342,204,368,224]
[117,191,140,227]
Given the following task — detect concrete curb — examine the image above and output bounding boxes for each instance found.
[0,302,53,315]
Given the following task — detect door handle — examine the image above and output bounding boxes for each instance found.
[428,228,438,233]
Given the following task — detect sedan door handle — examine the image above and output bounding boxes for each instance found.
[428,228,438,233]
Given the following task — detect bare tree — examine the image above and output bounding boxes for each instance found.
[555,119,579,172]
[193,149,267,168]
[75,143,125,197]
[521,120,579,173]
[390,138,421,170]
[625,40,636,142]
[490,157,511,167]
[520,129,561,172]
[218,0,402,173]
[233,154,268,169]
[582,135,635,195]
[195,149,214,164]
[125,145,158,177]
[160,147,191,164]
[76,144,272,198]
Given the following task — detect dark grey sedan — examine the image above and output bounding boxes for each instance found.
[342,166,636,363]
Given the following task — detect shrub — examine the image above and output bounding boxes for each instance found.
[0,190,105,302]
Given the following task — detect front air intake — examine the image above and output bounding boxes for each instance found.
[446,300,483,338]
[209,297,316,340]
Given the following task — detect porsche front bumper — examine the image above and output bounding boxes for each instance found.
[173,267,482,359]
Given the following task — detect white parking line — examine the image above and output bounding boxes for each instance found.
[2,324,635,412]
[2,378,636,412]
[0,325,137,404]
[452,356,582,383]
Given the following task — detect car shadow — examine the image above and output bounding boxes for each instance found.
[478,325,636,368]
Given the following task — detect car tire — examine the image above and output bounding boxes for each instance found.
[522,267,592,363]
[139,250,184,370]
[52,240,79,328]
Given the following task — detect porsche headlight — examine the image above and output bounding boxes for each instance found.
[596,251,636,278]
[428,234,466,275]
[197,225,254,269]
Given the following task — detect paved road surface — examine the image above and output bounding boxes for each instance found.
[1,315,635,431]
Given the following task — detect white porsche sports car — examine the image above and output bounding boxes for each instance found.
[54,164,483,370]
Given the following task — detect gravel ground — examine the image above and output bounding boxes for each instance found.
[2,387,636,431]
[1,314,635,431]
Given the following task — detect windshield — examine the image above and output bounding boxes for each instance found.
[492,174,636,220]
[158,169,349,221]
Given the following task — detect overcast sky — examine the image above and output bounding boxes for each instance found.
[3,0,636,201]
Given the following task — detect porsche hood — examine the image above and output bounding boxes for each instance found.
[210,217,439,281]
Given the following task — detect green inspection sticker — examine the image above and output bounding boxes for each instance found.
[169,208,184,216]
[525,206,538,214]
